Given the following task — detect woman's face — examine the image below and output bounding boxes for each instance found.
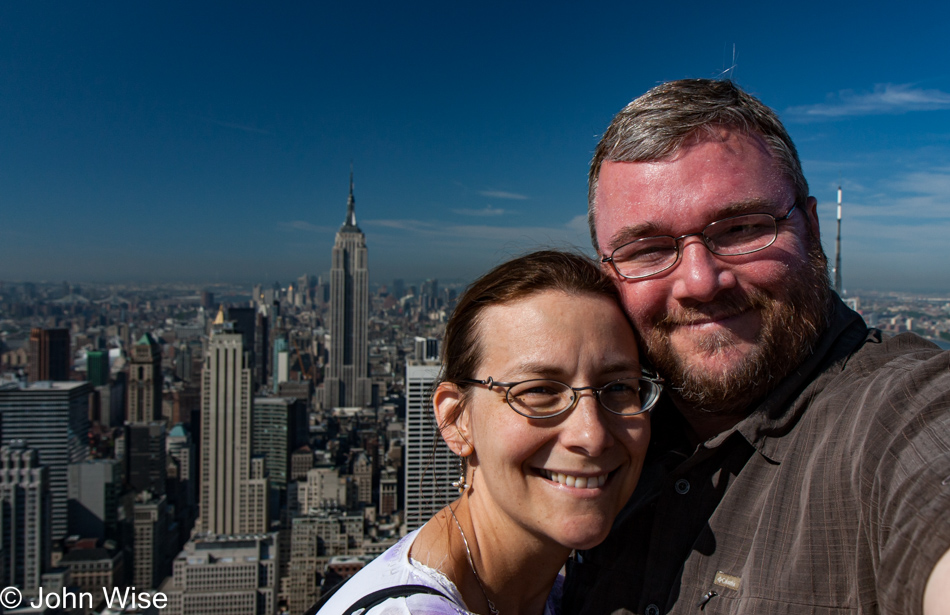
[448,289,651,551]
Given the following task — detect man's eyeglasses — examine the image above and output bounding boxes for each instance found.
[601,204,800,280]
[458,375,664,419]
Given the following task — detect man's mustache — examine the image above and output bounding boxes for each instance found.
[655,290,772,328]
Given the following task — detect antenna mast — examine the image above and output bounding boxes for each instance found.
[833,186,843,294]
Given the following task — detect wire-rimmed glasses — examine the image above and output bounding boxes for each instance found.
[601,204,799,280]
[458,375,664,419]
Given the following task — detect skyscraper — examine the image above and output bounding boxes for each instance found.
[28,327,70,382]
[0,381,90,543]
[133,490,168,590]
[226,306,265,391]
[198,315,267,535]
[128,333,163,422]
[126,422,167,496]
[403,362,454,532]
[86,350,110,387]
[252,396,306,511]
[160,533,278,615]
[324,172,371,409]
[67,459,122,540]
[0,442,49,595]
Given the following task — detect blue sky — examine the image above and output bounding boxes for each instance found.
[2,1,949,292]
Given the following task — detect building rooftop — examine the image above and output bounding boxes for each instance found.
[1,380,89,392]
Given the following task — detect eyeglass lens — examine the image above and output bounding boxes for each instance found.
[505,378,656,417]
[610,213,779,279]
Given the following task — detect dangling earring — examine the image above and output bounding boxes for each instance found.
[451,455,469,493]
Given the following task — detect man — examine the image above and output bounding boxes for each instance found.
[563,79,950,615]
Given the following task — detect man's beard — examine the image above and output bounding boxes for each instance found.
[641,243,833,415]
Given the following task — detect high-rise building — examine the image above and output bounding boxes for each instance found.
[350,448,372,506]
[67,459,122,540]
[86,350,110,387]
[198,317,267,535]
[133,490,168,590]
[297,467,347,512]
[166,423,196,512]
[324,173,371,409]
[128,333,162,422]
[403,362,454,532]
[0,381,91,542]
[0,442,50,595]
[284,510,363,614]
[252,397,305,512]
[160,533,279,615]
[126,422,167,496]
[414,337,440,362]
[28,327,70,382]
[379,469,398,517]
[254,308,269,391]
[226,306,257,388]
[272,336,289,393]
[166,423,197,550]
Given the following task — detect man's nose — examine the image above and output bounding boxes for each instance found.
[671,236,737,303]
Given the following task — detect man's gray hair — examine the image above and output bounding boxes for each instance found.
[588,79,808,251]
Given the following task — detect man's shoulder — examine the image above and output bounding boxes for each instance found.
[856,328,942,358]
[835,329,949,387]
[799,329,950,461]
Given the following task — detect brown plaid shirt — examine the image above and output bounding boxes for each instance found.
[563,299,950,615]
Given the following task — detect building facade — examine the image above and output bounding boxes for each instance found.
[251,397,305,504]
[133,491,168,590]
[67,459,122,540]
[403,362,454,532]
[0,443,49,595]
[0,381,91,543]
[199,319,267,535]
[128,333,162,422]
[86,350,110,387]
[324,173,371,409]
[28,327,70,382]
[126,421,167,496]
[160,533,278,615]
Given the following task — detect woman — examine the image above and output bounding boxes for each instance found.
[318,251,662,615]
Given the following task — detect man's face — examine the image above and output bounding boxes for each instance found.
[594,128,829,416]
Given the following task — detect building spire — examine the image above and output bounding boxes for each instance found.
[341,164,360,231]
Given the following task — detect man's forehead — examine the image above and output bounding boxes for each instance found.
[595,132,792,251]
[601,197,785,252]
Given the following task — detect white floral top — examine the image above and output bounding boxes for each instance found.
[316,526,562,615]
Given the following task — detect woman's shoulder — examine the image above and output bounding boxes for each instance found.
[364,593,468,615]
[316,528,468,615]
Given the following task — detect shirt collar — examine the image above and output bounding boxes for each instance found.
[702,296,870,463]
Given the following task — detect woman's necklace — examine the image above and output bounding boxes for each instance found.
[448,505,500,615]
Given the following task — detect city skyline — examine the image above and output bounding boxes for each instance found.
[2,3,950,292]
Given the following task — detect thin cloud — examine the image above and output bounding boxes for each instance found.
[278,220,334,232]
[478,190,529,200]
[366,219,439,233]
[566,214,589,234]
[452,206,508,217]
[786,83,950,120]
[825,169,950,228]
[201,117,275,135]
[880,169,950,219]
[365,218,591,248]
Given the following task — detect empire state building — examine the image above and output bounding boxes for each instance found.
[324,173,371,408]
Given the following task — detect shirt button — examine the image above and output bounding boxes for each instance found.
[645,604,660,615]
[674,479,690,495]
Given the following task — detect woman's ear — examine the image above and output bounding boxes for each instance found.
[433,382,474,456]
